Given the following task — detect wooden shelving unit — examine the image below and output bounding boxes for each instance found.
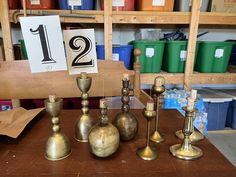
[1,0,236,92]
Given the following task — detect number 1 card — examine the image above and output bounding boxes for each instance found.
[63,29,98,75]
[20,15,67,73]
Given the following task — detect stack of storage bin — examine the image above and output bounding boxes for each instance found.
[197,88,233,130]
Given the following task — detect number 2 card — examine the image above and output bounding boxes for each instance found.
[20,15,67,73]
[63,29,98,75]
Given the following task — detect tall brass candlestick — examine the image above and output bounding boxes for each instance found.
[44,96,71,161]
[75,73,93,142]
[150,76,165,143]
[137,101,157,161]
[170,98,203,160]
[113,74,138,141]
[175,90,204,142]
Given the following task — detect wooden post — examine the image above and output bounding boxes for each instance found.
[0,0,14,61]
[184,0,201,90]
[23,0,27,17]
[133,48,141,98]
[0,0,21,108]
[104,0,112,60]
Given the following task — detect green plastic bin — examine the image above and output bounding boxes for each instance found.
[131,40,165,73]
[195,41,234,73]
[162,41,199,73]
[19,39,28,60]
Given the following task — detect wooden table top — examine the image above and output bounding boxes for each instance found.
[0,109,236,177]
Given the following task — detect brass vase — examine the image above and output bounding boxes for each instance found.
[113,77,138,141]
[44,97,71,161]
[75,73,93,142]
[88,99,120,158]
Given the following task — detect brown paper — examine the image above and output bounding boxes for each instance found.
[0,107,44,138]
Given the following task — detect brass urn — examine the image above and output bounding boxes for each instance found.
[88,99,120,158]
[113,74,138,141]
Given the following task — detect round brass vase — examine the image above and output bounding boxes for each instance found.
[113,112,138,141]
[88,123,120,158]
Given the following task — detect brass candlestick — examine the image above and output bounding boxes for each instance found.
[44,96,71,161]
[113,74,138,141]
[150,76,165,143]
[175,98,204,142]
[170,106,203,160]
[75,73,93,142]
[137,102,157,161]
[88,99,120,158]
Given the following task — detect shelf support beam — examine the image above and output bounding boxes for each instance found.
[184,0,201,90]
[104,0,112,60]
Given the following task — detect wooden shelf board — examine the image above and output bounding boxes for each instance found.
[112,11,191,24]
[191,73,236,84]
[141,73,184,84]
[9,10,236,25]
[9,10,104,23]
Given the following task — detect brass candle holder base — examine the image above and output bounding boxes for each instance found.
[45,133,72,161]
[136,146,158,161]
[175,130,204,142]
[150,131,164,143]
[169,144,203,160]
[75,114,93,142]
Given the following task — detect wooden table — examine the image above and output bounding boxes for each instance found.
[0,109,236,177]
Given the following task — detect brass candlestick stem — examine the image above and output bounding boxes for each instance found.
[150,77,165,143]
[175,100,204,142]
[137,107,157,161]
[75,73,93,142]
[44,97,71,161]
[170,107,203,160]
[113,77,138,141]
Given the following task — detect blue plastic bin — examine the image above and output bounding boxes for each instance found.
[198,88,232,130]
[211,89,236,129]
[58,0,94,10]
[96,45,133,69]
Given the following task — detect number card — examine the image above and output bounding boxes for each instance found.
[63,29,98,75]
[20,16,67,73]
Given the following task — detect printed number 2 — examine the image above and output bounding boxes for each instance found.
[69,36,93,67]
[30,25,56,64]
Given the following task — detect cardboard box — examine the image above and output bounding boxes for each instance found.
[210,0,236,13]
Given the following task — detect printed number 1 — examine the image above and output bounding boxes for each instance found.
[30,25,56,64]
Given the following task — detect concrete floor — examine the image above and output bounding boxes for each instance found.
[206,129,236,166]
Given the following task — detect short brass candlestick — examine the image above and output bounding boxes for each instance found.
[44,96,71,161]
[175,99,204,142]
[170,107,203,160]
[113,74,138,141]
[137,102,157,161]
[150,76,165,143]
[75,73,93,142]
